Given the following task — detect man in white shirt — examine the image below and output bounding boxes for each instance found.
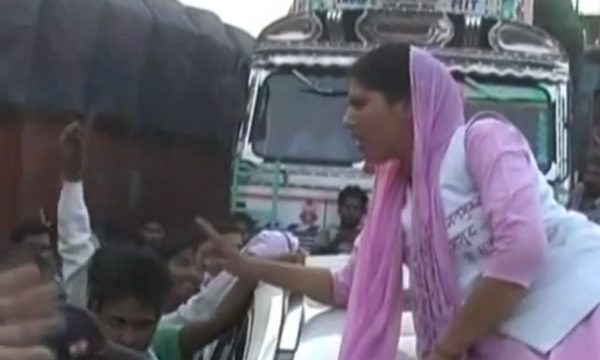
[163,226,299,327]
[58,123,99,307]
[57,122,300,358]
[170,218,300,360]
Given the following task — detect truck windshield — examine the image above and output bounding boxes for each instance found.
[250,69,362,165]
[250,69,555,171]
[463,79,555,173]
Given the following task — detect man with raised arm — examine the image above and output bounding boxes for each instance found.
[56,122,300,359]
[58,122,99,308]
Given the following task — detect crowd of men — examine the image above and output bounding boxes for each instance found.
[0,122,367,360]
[3,87,600,360]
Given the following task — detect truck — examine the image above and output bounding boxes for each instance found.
[218,1,574,360]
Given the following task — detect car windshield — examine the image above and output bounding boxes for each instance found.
[250,69,555,171]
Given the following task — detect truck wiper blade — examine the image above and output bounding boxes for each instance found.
[299,87,348,96]
[292,69,347,96]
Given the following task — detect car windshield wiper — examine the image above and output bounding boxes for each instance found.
[292,69,348,97]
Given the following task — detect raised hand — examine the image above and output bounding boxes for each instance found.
[59,122,84,181]
[195,217,246,277]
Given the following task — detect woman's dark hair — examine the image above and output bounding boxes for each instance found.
[338,186,369,210]
[88,244,171,317]
[349,43,411,104]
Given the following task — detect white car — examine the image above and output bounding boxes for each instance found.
[210,255,417,360]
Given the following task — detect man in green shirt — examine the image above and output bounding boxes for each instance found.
[87,244,254,360]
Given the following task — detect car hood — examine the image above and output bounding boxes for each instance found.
[243,255,417,360]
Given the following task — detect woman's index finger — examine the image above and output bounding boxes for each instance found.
[195,216,221,240]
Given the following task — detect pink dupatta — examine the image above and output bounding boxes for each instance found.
[338,47,465,359]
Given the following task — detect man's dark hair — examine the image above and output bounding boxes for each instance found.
[137,215,162,227]
[88,244,171,316]
[158,227,199,262]
[338,186,368,210]
[232,212,256,233]
[10,219,52,244]
[349,43,411,105]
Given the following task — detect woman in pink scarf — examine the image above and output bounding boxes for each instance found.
[199,44,600,359]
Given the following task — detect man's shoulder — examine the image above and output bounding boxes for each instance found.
[248,229,299,252]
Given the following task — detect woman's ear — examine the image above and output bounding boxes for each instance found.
[392,101,412,123]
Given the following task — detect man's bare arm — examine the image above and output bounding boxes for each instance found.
[178,279,255,359]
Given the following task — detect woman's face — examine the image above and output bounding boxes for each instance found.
[346,79,413,165]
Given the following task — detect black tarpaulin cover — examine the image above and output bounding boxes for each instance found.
[0,0,254,140]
